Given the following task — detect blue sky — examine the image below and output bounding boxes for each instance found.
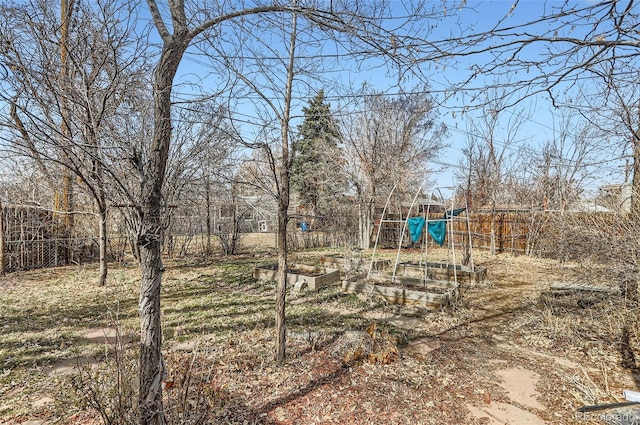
[171,0,630,197]
[407,0,628,194]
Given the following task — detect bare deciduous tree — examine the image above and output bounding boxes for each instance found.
[533,116,598,212]
[0,0,149,285]
[426,0,640,214]
[341,88,446,249]
[459,86,529,254]
[2,0,468,421]
[576,58,640,217]
[138,0,450,420]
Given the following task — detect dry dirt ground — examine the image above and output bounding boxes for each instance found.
[1,248,639,424]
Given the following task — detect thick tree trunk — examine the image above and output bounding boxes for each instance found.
[275,197,288,362]
[358,194,375,250]
[138,35,187,425]
[362,212,370,249]
[356,188,373,250]
[138,230,164,425]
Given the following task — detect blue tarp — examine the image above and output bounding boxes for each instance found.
[446,208,467,219]
[415,208,466,247]
[428,220,447,246]
[407,217,426,243]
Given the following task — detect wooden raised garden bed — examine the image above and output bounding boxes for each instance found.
[254,263,340,290]
[341,279,452,309]
[319,255,390,275]
[368,273,459,290]
[395,262,487,284]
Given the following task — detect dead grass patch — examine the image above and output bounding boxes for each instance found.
[0,250,639,424]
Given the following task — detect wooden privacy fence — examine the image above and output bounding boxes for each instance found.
[460,211,547,255]
[1,204,631,273]
[376,211,556,255]
[460,211,632,256]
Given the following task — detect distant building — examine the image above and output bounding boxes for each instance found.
[596,183,632,214]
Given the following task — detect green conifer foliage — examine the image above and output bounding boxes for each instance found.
[291,89,342,213]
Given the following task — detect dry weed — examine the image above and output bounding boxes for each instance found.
[344,324,400,365]
[59,315,139,425]
[163,349,229,424]
[566,365,613,406]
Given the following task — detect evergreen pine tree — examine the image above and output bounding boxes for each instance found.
[291,89,342,214]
